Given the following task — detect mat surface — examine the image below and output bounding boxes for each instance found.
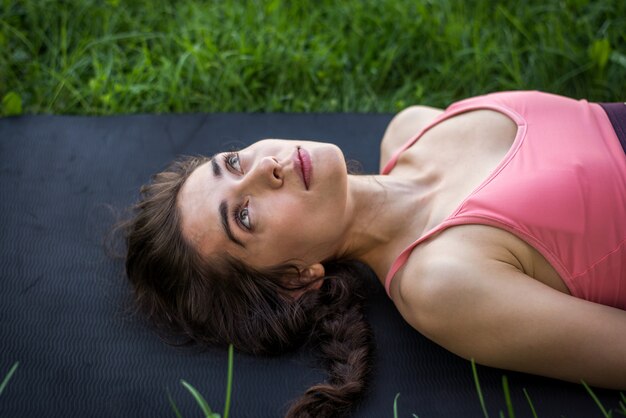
[0,114,623,417]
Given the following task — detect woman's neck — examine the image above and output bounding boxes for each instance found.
[336,172,440,283]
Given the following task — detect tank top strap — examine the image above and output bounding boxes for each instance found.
[384,218,458,296]
[380,93,526,175]
[381,111,450,175]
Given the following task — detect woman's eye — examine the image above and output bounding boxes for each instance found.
[225,153,242,173]
[239,207,251,229]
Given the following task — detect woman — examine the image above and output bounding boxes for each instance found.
[124,91,626,417]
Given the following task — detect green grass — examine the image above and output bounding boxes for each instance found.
[167,348,626,418]
[466,360,626,418]
[169,344,234,418]
[0,362,19,397]
[3,357,625,417]
[2,0,626,116]
[392,360,626,418]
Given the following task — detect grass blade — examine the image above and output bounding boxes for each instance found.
[522,388,538,418]
[181,379,215,418]
[581,380,610,418]
[166,388,184,418]
[502,375,515,418]
[0,362,19,397]
[393,393,400,418]
[472,359,490,418]
[619,392,626,413]
[223,344,234,418]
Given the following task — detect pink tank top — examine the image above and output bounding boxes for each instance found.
[382,91,626,310]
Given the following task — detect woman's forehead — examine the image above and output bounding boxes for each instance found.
[178,162,217,243]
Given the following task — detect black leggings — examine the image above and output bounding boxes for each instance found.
[599,102,626,155]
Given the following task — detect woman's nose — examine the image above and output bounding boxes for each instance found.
[244,156,283,189]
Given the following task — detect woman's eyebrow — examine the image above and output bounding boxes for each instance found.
[211,155,244,248]
[219,200,246,249]
[210,156,222,177]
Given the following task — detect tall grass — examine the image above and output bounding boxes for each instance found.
[1,0,625,116]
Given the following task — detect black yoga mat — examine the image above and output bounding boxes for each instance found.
[1,113,623,417]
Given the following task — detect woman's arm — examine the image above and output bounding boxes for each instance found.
[394,235,626,390]
[379,105,444,171]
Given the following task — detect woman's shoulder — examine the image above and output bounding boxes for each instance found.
[390,224,525,306]
[388,224,538,345]
[379,105,444,172]
[392,223,626,389]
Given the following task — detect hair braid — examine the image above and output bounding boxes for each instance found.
[285,262,375,418]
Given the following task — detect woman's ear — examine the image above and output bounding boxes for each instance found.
[287,263,325,300]
[301,263,325,283]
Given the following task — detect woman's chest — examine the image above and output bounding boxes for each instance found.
[393,109,518,225]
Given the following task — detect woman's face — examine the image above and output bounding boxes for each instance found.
[178,139,349,271]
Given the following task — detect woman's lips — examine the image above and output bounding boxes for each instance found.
[294,146,312,189]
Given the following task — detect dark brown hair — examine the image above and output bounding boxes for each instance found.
[123,155,375,417]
